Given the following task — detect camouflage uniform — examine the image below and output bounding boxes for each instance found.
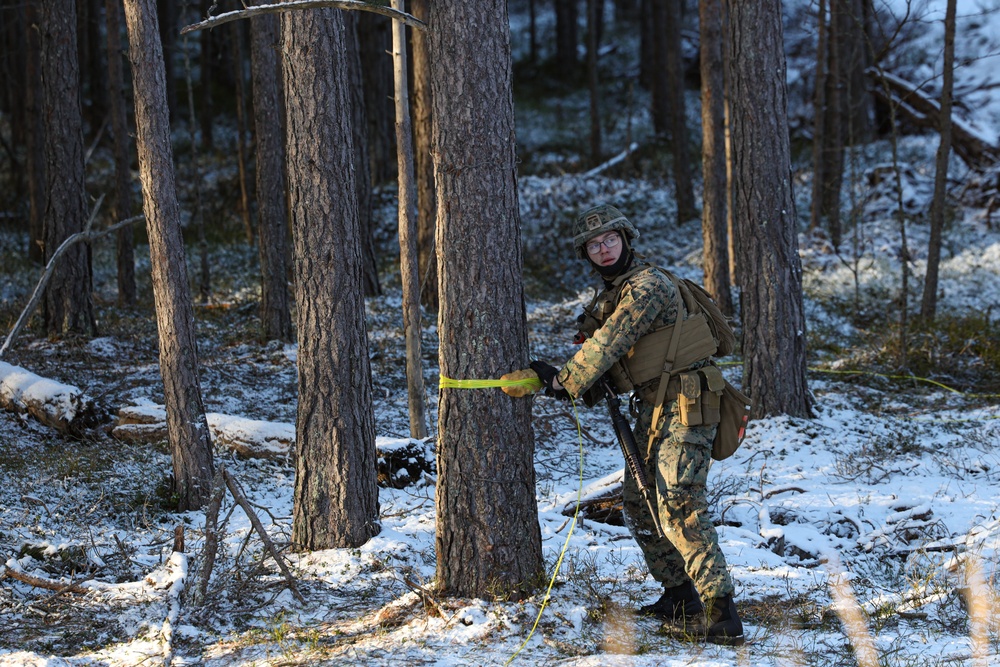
[557,266,735,600]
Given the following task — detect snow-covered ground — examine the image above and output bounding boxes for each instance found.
[3,1,1000,665]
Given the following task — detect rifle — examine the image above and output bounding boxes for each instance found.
[599,377,665,539]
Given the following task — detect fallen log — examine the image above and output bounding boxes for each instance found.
[0,361,107,435]
[869,69,1000,171]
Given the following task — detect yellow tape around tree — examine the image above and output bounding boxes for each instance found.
[437,372,583,665]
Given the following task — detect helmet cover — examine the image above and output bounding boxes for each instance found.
[572,204,640,258]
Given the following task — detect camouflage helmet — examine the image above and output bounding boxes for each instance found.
[572,204,640,258]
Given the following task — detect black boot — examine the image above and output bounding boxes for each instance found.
[660,594,745,646]
[638,581,703,621]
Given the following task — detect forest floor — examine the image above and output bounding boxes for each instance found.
[1,153,1000,666]
[3,1,1000,665]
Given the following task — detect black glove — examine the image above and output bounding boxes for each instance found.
[529,360,570,401]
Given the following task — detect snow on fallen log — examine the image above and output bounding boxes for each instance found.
[0,361,107,435]
[114,404,294,459]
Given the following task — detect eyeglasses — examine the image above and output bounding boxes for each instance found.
[585,235,621,255]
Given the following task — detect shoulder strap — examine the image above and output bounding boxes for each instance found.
[646,273,686,459]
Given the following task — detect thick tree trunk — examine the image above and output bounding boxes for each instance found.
[106,0,137,307]
[344,12,380,298]
[727,0,811,419]
[429,0,543,600]
[39,0,95,336]
[282,3,379,550]
[920,0,956,324]
[124,0,215,511]
[249,7,292,343]
[699,0,732,316]
[411,0,438,311]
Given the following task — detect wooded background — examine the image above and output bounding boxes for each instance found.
[0,0,984,600]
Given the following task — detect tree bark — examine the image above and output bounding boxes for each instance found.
[587,0,601,166]
[665,0,695,222]
[249,6,292,342]
[727,0,811,419]
[358,11,396,187]
[124,0,215,511]
[25,0,45,264]
[554,0,578,74]
[344,12,380,298]
[156,0,177,121]
[810,0,830,237]
[429,0,543,599]
[391,0,428,440]
[699,0,732,316]
[920,0,956,324]
[39,0,95,337]
[411,0,437,311]
[106,0,137,307]
[282,2,379,549]
[231,19,254,245]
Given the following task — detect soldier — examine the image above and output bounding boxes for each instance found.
[530,204,744,645]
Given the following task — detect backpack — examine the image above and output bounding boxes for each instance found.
[671,276,736,358]
[651,270,750,462]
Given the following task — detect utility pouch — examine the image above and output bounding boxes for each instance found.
[698,365,725,425]
[678,371,703,426]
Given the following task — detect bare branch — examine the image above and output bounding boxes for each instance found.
[180,1,426,35]
[222,468,305,604]
[0,209,145,359]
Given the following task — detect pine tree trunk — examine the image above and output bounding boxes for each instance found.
[920,0,956,324]
[554,0,578,74]
[587,0,601,165]
[124,0,215,511]
[25,0,45,264]
[344,12,380,298]
[665,0,695,222]
[650,1,668,134]
[810,0,829,236]
[699,0,732,316]
[156,0,177,120]
[249,7,292,343]
[358,12,396,186]
[282,3,379,550]
[429,0,543,599]
[39,0,95,336]
[106,0,137,307]
[391,0,428,441]
[411,0,438,311]
[727,0,811,419]
[231,20,254,245]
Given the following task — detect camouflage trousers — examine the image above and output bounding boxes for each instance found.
[622,397,734,600]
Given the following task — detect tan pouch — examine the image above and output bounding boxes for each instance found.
[698,365,725,424]
[678,371,703,426]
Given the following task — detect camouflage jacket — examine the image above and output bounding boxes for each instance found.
[557,265,680,398]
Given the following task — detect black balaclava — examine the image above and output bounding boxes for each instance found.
[589,232,635,283]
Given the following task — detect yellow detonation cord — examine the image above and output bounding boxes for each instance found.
[438,374,584,666]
